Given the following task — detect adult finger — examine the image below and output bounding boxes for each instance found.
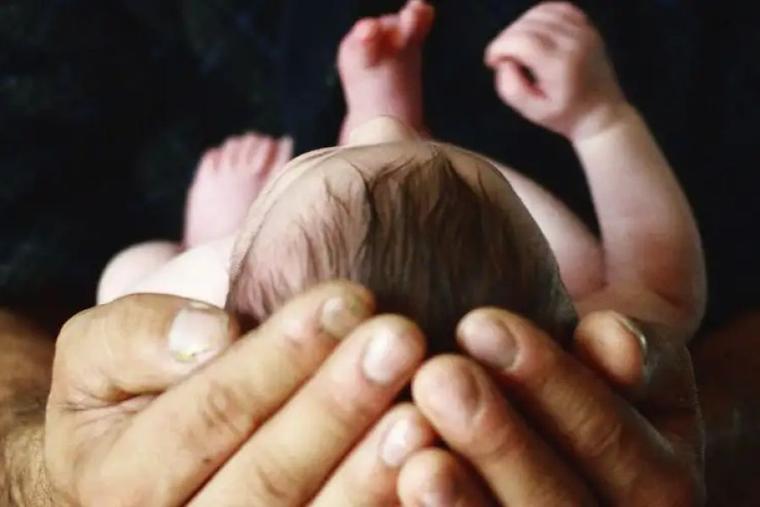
[457,308,702,505]
[103,281,375,507]
[573,312,703,459]
[192,315,426,506]
[412,356,593,505]
[572,310,648,398]
[50,294,239,407]
[311,403,435,507]
[397,448,492,507]
[46,294,240,504]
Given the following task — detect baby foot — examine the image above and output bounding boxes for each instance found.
[337,0,435,144]
[184,133,293,248]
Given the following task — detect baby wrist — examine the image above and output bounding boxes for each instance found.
[568,101,635,144]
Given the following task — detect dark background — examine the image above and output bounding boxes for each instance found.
[1,0,757,333]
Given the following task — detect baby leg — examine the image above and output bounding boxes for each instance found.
[98,132,292,304]
[337,0,434,144]
[97,239,232,306]
[185,132,293,247]
[97,241,180,304]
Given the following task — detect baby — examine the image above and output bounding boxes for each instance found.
[98,1,706,349]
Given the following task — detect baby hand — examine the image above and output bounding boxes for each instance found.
[485,2,626,141]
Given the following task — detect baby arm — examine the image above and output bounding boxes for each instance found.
[571,107,706,337]
[486,2,706,337]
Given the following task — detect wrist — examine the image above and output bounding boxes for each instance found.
[1,402,53,507]
[568,100,636,144]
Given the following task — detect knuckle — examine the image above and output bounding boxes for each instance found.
[523,34,552,53]
[505,31,543,54]
[574,410,624,460]
[54,311,106,382]
[194,378,258,441]
[551,1,587,19]
[57,315,80,348]
[247,447,305,504]
[556,2,581,12]
[521,337,621,455]
[455,377,532,462]
[521,341,562,396]
[472,420,532,463]
[527,3,552,16]
[57,307,99,352]
[321,378,380,431]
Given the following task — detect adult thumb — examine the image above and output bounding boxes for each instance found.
[50,294,239,406]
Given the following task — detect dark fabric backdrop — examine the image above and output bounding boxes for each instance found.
[1,0,757,332]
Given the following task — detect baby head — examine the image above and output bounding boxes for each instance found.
[227,117,576,352]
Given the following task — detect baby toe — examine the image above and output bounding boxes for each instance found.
[339,18,385,67]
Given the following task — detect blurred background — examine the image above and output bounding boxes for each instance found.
[0,0,760,327]
[3,0,758,330]
[1,1,758,500]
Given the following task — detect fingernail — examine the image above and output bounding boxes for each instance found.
[420,474,459,507]
[362,325,420,385]
[320,294,371,340]
[380,416,427,468]
[169,302,229,364]
[459,315,517,370]
[616,316,648,363]
[423,366,481,428]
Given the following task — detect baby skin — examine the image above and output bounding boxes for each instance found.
[98,1,706,341]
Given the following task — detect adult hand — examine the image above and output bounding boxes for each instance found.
[399,309,704,506]
[44,283,436,506]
